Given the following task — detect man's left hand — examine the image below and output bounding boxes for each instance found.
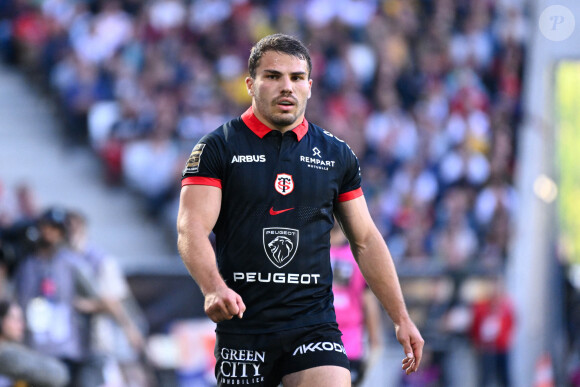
[395,318,424,375]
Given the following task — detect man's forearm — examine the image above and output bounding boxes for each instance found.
[177,185,224,296]
[177,230,226,296]
[352,231,410,326]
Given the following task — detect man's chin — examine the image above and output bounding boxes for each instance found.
[271,114,297,127]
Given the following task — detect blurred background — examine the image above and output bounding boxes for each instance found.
[0,0,578,386]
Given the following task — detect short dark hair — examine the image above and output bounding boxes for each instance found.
[248,33,312,79]
[38,207,68,232]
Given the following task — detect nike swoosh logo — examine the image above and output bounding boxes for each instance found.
[269,207,294,215]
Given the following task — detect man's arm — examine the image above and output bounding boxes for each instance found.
[335,196,424,374]
[176,184,245,322]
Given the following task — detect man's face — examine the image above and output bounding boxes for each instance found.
[39,223,65,246]
[246,51,312,132]
[2,304,25,342]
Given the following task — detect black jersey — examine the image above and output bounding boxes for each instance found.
[182,107,363,334]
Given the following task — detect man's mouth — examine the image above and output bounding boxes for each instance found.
[276,99,296,111]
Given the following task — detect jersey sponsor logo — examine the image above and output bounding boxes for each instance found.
[231,154,266,163]
[263,227,299,268]
[275,173,294,195]
[233,272,321,284]
[300,147,336,170]
[184,143,205,174]
[218,347,265,384]
[269,207,294,215]
[292,341,347,356]
[300,155,336,169]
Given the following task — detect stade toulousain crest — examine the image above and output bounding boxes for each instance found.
[263,228,299,268]
[275,173,294,195]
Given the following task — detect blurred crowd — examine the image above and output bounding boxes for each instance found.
[0,0,532,385]
[0,179,154,386]
[0,0,525,264]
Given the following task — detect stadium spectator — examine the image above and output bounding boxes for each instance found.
[470,277,515,387]
[13,207,99,387]
[0,299,70,387]
[330,223,383,385]
[66,209,152,387]
[0,181,42,290]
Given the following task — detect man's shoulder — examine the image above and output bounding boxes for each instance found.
[307,122,352,152]
[56,247,95,273]
[202,116,245,143]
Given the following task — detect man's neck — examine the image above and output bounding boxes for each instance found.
[251,105,300,134]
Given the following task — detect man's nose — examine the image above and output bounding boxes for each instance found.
[280,76,293,92]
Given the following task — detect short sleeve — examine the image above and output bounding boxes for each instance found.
[181,133,225,188]
[337,143,363,202]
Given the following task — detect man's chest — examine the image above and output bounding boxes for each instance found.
[222,136,342,205]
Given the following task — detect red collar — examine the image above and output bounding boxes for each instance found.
[241,107,308,141]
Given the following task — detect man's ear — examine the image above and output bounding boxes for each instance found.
[245,77,254,96]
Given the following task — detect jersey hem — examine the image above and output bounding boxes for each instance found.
[215,313,337,335]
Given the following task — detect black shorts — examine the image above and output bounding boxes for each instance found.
[214,323,350,386]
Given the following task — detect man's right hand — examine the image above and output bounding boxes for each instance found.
[204,286,246,322]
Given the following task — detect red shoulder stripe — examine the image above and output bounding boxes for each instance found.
[182,177,222,189]
[337,187,363,202]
